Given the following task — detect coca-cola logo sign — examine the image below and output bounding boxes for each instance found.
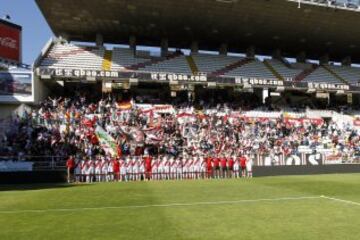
[0,22,21,62]
[0,37,18,49]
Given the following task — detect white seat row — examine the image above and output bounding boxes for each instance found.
[225,60,275,79]
[303,67,342,84]
[191,54,242,74]
[111,48,148,70]
[142,55,192,74]
[266,59,303,81]
[40,43,104,70]
[328,65,360,85]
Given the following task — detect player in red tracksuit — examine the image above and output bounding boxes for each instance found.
[144,155,152,181]
[228,157,234,178]
[213,157,220,179]
[113,158,120,181]
[220,156,227,179]
[206,156,213,179]
[240,155,247,178]
[66,155,75,183]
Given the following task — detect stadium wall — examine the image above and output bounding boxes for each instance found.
[1,165,360,184]
[253,165,360,177]
[0,104,19,118]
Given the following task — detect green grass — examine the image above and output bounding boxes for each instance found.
[0,174,360,240]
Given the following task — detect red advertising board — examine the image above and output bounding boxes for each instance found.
[0,20,21,62]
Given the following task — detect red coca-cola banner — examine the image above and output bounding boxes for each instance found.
[0,21,21,62]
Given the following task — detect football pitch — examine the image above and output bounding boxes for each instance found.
[0,174,359,240]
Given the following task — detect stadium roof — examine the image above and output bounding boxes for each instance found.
[36,0,360,62]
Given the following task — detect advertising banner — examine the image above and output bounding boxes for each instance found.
[38,68,360,93]
[0,20,21,62]
[0,70,33,102]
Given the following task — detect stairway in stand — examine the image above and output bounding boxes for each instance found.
[211,58,253,76]
[294,64,319,82]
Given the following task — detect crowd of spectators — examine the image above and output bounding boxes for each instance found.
[1,94,360,168]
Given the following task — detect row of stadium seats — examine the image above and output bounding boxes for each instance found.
[41,43,105,70]
[39,42,360,85]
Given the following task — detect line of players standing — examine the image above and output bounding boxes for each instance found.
[66,154,253,183]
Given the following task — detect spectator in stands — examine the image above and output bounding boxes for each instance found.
[2,92,360,182]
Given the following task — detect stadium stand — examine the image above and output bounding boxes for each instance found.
[38,41,360,87]
[225,60,276,79]
[41,43,105,70]
[322,65,349,84]
[328,65,360,85]
[191,53,244,75]
[110,48,148,71]
[140,54,192,74]
[266,59,303,81]
[303,66,344,84]
[294,64,319,82]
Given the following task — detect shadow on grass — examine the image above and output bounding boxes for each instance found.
[0,183,90,192]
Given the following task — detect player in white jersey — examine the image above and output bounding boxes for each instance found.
[163,156,170,180]
[176,157,183,180]
[193,156,201,179]
[246,154,253,178]
[182,158,188,179]
[158,157,164,180]
[107,158,114,182]
[187,158,194,179]
[94,157,102,182]
[233,156,240,178]
[152,157,159,180]
[74,158,81,183]
[120,159,126,182]
[101,158,108,182]
[80,159,87,182]
[170,157,177,180]
[87,159,95,183]
[132,157,140,181]
[125,157,133,181]
[139,158,145,181]
[188,156,195,179]
[200,156,207,179]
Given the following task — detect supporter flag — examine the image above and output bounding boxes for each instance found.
[116,101,132,110]
[95,125,118,157]
[82,118,95,128]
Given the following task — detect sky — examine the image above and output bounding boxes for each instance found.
[0,0,53,65]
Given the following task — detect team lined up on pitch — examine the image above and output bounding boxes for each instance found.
[66,154,253,183]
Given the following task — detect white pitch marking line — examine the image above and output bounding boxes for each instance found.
[0,196,321,214]
[321,195,360,207]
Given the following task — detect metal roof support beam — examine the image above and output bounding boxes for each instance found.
[161,38,169,57]
[129,35,137,52]
[96,34,104,47]
[191,41,199,54]
[246,46,255,58]
[272,49,282,60]
[342,56,352,66]
[296,51,306,63]
[319,54,329,65]
[219,43,228,55]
